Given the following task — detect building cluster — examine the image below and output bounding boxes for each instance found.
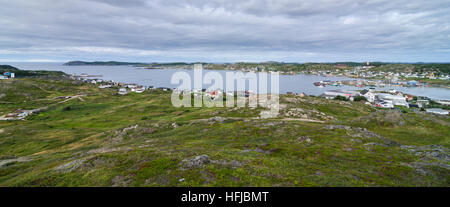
[174,88,254,101]
[322,88,449,115]
[308,67,449,82]
[0,72,15,79]
[314,79,424,88]
[70,74,153,95]
[0,107,47,121]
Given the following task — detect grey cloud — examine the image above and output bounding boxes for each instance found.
[0,0,449,62]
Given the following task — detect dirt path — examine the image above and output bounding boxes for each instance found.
[0,157,32,167]
[278,118,325,123]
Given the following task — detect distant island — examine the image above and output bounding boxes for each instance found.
[64,61,147,66]
[0,65,65,77]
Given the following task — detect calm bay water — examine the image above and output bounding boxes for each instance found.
[4,62,450,100]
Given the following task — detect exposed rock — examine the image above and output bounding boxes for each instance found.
[297,136,312,143]
[107,125,140,144]
[122,125,138,132]
[81,157,115,170]
[342,147,354,151]
[324,125,401,146]
[350,139,362,143]
[211,160,244,169]
[209,111,219,116]
[141,127,156,134]
[172,122,179,128]
[86,147,132,155]
[262,122,285,127]
[364,142,388,147]
[0,129,4,134]
[402,162,450,176]
[0,156,32,167]
[181,155,210,168]
[263,122,275,127]
[353,111,406,127]
[283,97,299,103]
[254,148,269,154]
[111,175,133,187]
[260,110,279,119]
[401,145,449,162]
[208,116,225,123]
[54,158,88,172]
[243,147,281,154]
[324,125,352,130]
[190,117,244,125]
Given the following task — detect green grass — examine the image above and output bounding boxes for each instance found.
[0,77,449,186]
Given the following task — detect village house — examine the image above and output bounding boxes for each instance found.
[0,71,15,79]
[376,93,409,108]
[323,90,360,101]
[417,99,430,108]
[426,108,449,115]
[131,86,145,93]
[360,88,376,102]
[376,101,394,109]
[437,100,450,106]
[158,87,172,91]
[98,84,112,89]
[125,84,138,89]
[0,109,33,120]
[118,88,127,95]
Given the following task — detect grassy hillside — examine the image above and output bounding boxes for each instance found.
[0,77,449,186]
[0,65,65,77]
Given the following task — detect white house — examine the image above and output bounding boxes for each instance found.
[377,102,394,109]
[392,100,409,108]
[126,84,138,89]
[98,84,112,89]
[118,88,127,95]
[417,100,430,108]
[426,108,449,115]
[131,86,145,93]
[360,89,376,102]
[437,100,450,106]
[323,90,360,101]
[377,93,406,102]
[377,93,409,108]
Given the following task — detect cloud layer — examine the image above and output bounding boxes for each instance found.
[0,0,449,62]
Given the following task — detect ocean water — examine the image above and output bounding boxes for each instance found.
[3,62,450,100]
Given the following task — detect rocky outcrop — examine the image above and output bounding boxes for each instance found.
[297,136,312,143]
[325,124,450,176]
[324,125,401,146]
[0,157,32,167]
[54,158,88,172]
[180,155,244,169]
[181,155,210,168]
[400,145,449,162]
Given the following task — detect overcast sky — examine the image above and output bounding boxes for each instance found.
[0,0,449,62]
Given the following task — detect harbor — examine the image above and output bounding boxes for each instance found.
[5,62,450,101]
